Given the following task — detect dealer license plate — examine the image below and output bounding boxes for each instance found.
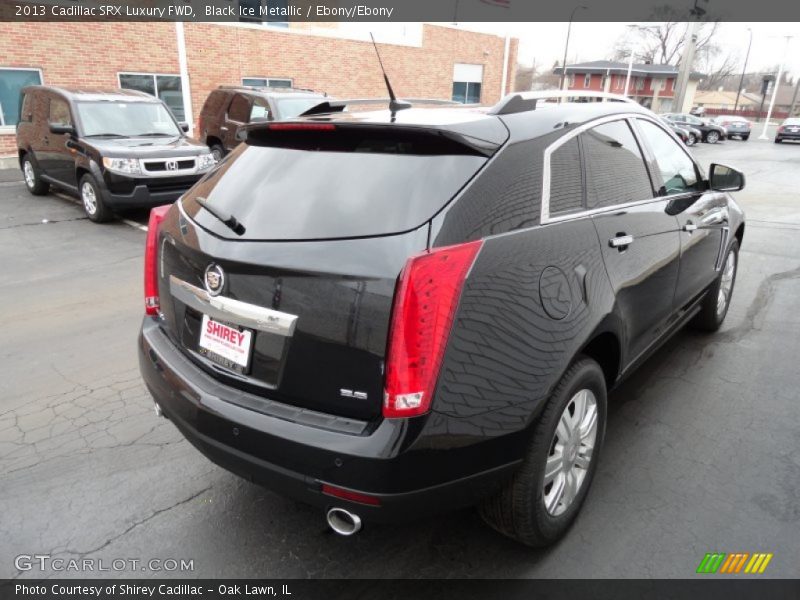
[198,315,253,372]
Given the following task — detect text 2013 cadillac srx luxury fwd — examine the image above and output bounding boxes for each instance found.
[138,92,745,546]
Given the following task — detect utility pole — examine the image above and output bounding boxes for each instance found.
[673,20,700,114]
[759,35,793,140]
[789,75,800,118]
[623,24,637,98]
[733,28,753,113]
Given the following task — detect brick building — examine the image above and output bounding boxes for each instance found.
[0,22,518,156]
[553,60,701,113]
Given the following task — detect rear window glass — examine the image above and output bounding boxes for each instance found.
[185,128,487,240]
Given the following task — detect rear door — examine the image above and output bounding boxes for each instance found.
[633,118,728,309]
[42,94,78,188]
[574,118,681,362]
[222,93,251,151]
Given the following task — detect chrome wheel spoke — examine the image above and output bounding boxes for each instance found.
[556,411,572,443]
[545,473,566,514]
[578,403,598,442]
[544,451,563,484]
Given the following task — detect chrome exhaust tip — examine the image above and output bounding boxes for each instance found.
[326,507,362,536]
[153,402,164,418]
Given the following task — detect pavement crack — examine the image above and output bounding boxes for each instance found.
[0,216,88,230]
[62,486,212,559]
[715,263,800,344]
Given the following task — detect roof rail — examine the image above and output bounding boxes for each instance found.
[490,90,638,116]
[217,85,323,94]
[300,97,459,117]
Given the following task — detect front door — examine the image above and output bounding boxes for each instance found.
[633,118,727,310]
[223,93,252,152]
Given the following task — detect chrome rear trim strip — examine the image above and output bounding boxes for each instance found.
[169,275,298,336]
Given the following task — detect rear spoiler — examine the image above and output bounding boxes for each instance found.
[300,98,460,117]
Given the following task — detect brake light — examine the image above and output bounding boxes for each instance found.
[267,123,335,131]
[777,125,785,133]
[383,240,483,418]
[144,205,172,316]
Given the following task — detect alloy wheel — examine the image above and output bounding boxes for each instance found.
[23,161,35,189]
[706,131,720,144]
[717,250,736,317]
[81,181,98,215]
[543,388,598,516]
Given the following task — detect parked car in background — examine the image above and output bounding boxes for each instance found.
[774,118,800,143]
[690,106,706,117]
[198,86,327,160]
[712,115,752,140]
[664,120,697,146]
[663,113,727,144]
[139,91,745,547]
[16,86,215,222]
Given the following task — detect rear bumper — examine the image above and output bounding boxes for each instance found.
[138,318,520,523]
[775,133,800,141]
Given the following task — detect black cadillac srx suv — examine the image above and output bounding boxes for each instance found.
[17,86,215,222]
[138,92,745,546]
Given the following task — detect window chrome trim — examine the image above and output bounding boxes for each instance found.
[169,275,298,337]
[541,112,703,225]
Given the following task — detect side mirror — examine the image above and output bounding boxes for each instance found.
[49,123,75,136]
[179,121,190,132]
[709,163,745,192]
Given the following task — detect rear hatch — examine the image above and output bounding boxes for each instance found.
[157,121,500,421]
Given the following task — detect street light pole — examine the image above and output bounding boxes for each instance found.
[759,35,793,140]
[559,5,587,91]
[733,28,753,113]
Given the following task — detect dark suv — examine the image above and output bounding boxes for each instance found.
[16,86,215,222]
[198,86,327,160]
[138,92,745,546]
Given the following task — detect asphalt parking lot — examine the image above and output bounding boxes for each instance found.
[2,129,799,580]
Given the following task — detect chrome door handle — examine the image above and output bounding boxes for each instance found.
[220,126,229,131]
[609,235,634,248]
[683,222,698,232]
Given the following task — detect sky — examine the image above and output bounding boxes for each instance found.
[456,22,800,80]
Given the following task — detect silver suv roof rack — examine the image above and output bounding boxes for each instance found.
[490,90,638,116]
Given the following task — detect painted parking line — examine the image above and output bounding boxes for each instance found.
[52,191,148,232]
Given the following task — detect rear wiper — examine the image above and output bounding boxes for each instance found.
[134,132,178,137]
[194,197,245,236]
[85,133,127,138]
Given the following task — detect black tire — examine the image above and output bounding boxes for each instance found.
[691,239,739,332]
[22,156,50,196]
[774,138,782,143]
[687,133,697,146]
[79,173,113,223]
[705,130,720,144]
[209,143,225,162]
[741,135,749,141]
[479,356,607,547]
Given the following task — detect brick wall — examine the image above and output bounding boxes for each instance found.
[0,22,178,155]
[0,22,517,156]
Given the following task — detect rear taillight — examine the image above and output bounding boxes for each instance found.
[144,205,172,316]
[777,126,785,133]
[383,240,483,418]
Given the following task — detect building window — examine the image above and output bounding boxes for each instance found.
[452,63,483,104]
[567,74,575,87]
[635,78,645,91]
[238,0,289,26]
[670,79,675,91]
[242,77,293,88]
[652,79,665,92]
[0,67,42,128]
[118,72,185,121]
[584,74,591,88]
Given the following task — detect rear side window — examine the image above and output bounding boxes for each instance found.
[581,120,652,208]
[636,119,702,196]
[48,97,72,126]
[19,92,33,122]
[227,94,250,122]
[548,137,584,215]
